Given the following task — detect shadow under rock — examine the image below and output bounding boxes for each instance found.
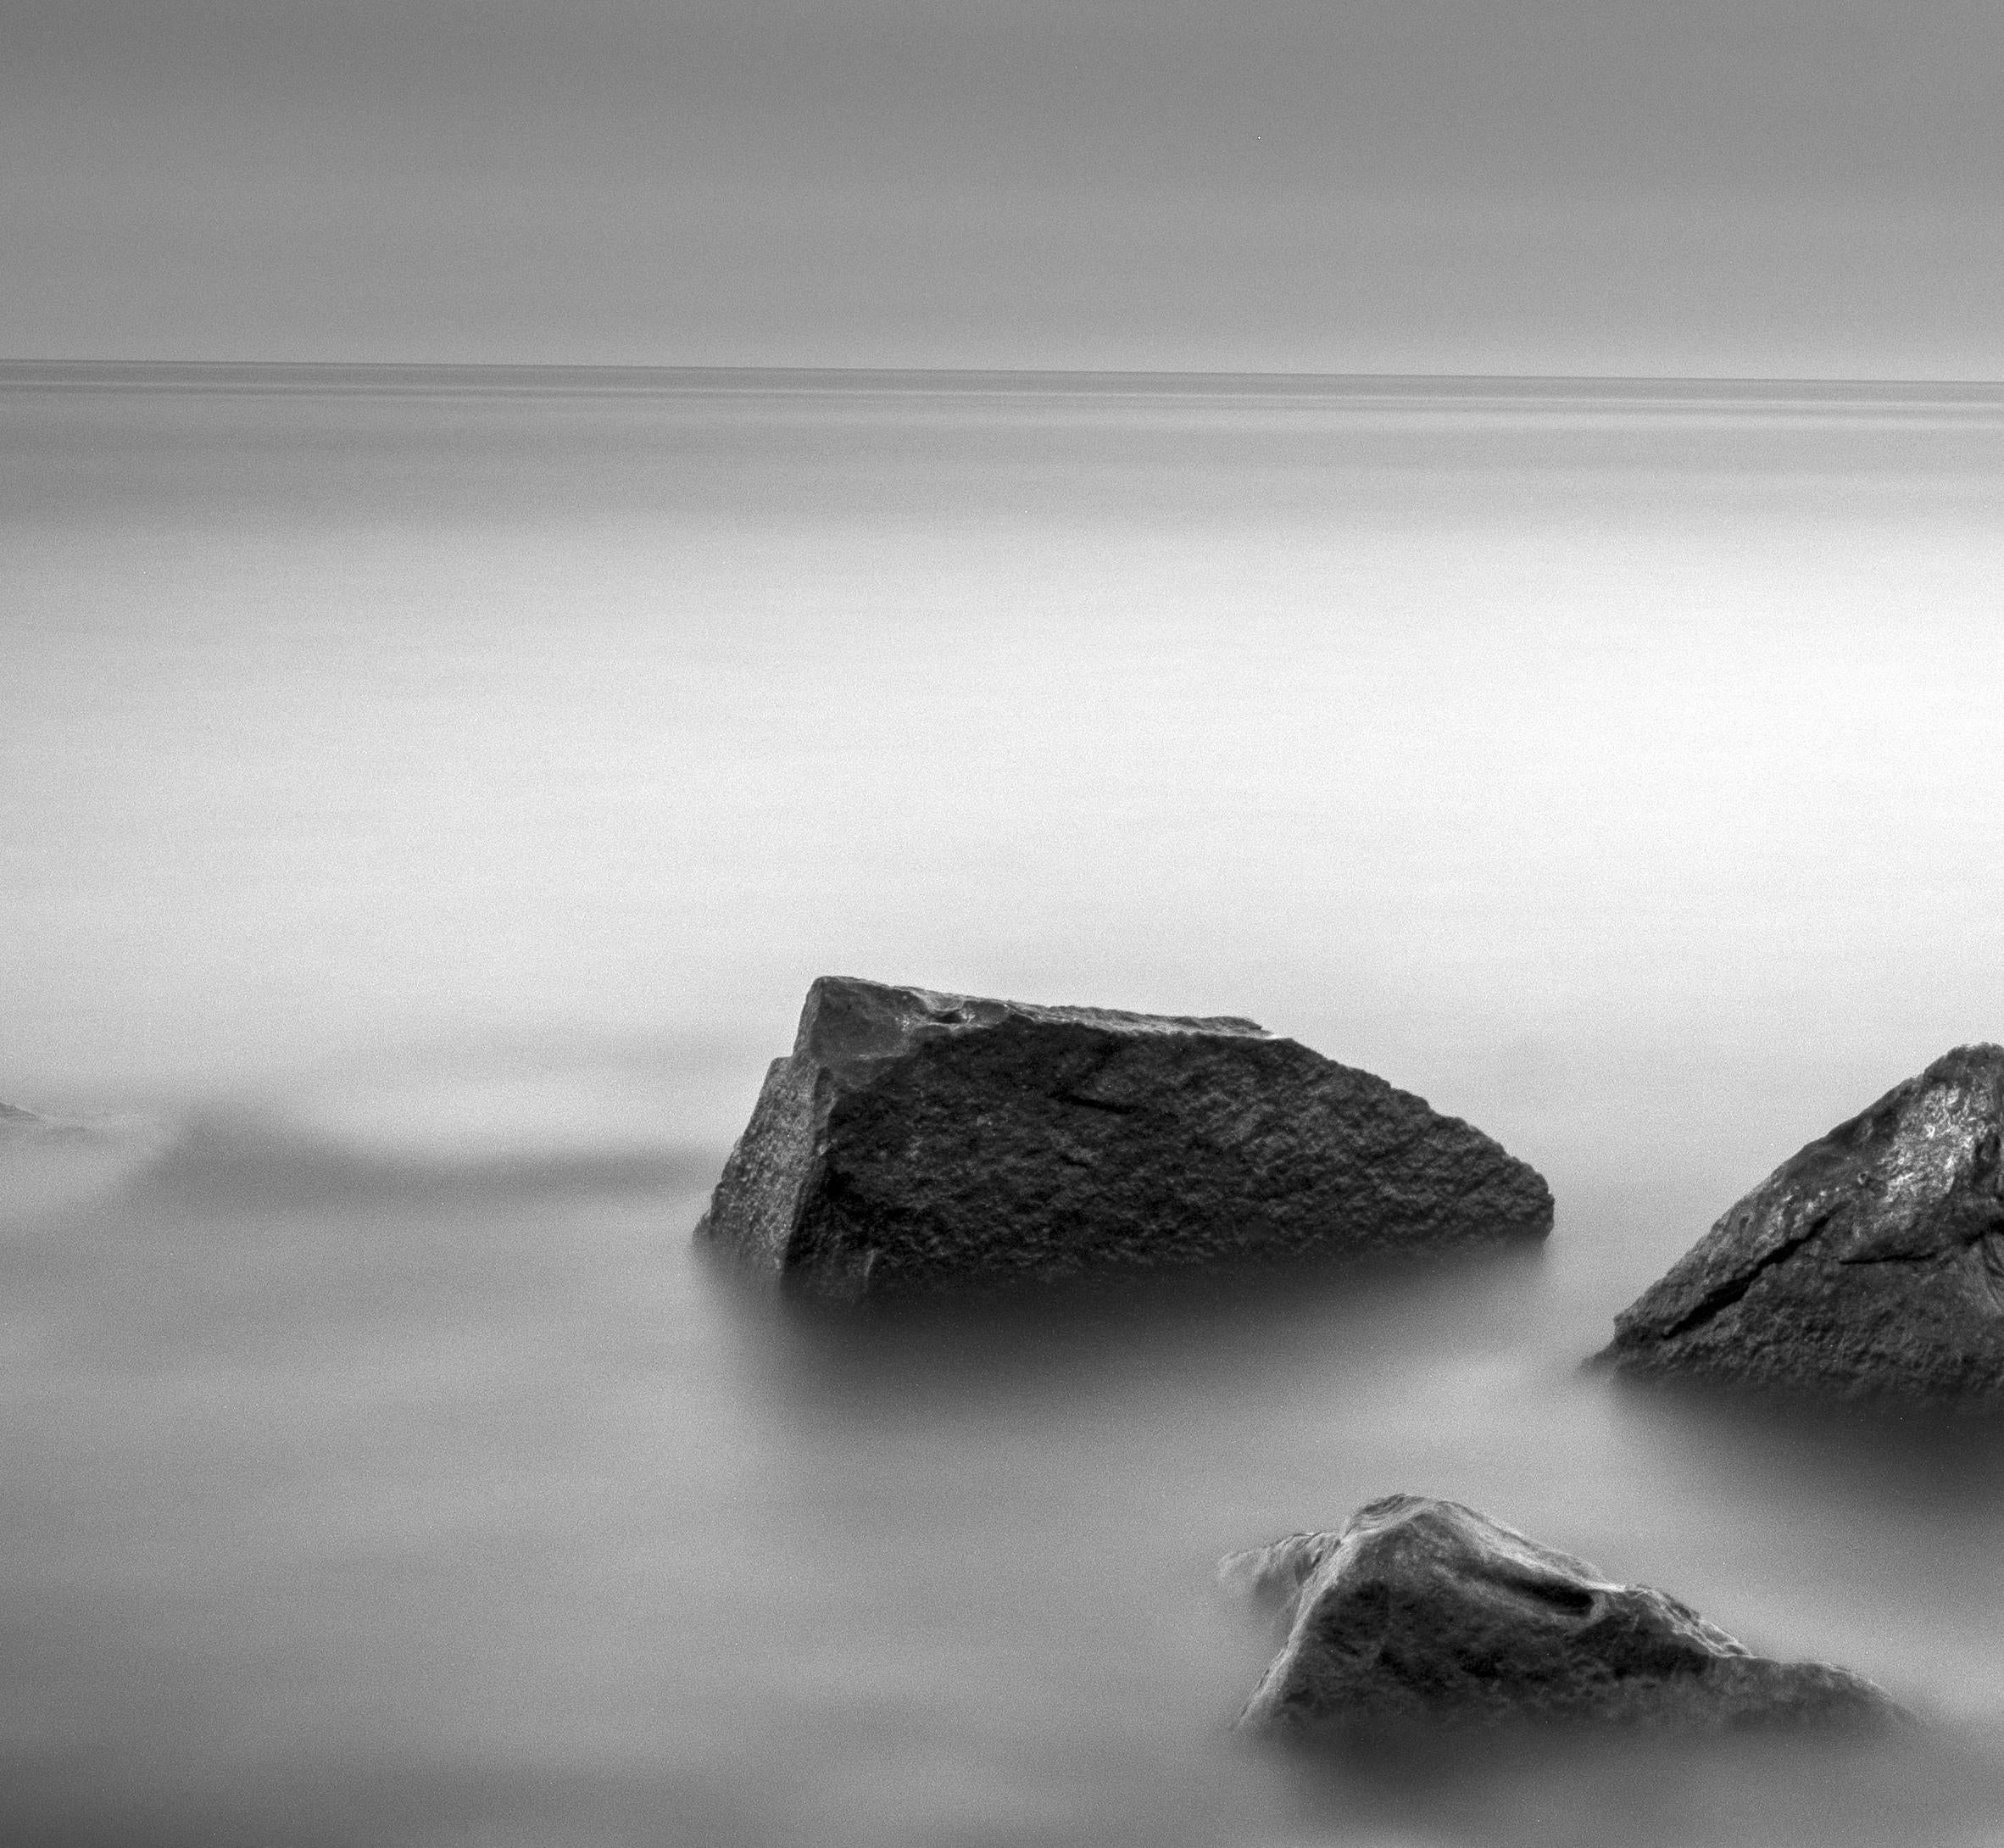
[698,1236,1554,1411]
[1600,1367,2004,1514]
[1266,1713,2001,1848]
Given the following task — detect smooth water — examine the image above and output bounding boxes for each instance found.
[5,368,2004,1846]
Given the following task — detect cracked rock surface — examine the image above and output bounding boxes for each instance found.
[1222,1495,1902,1734]
[1598,1044,2004,1405]
[694,977,1553,1300]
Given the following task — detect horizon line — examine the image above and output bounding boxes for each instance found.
[3,360,2002,403]
[3,362,2004,391]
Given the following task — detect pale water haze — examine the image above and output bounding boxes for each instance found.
[5,368,2004,1845]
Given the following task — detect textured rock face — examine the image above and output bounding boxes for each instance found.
[1599,1045,2004,1405]
[1222,1495,1901,1735]
[694,977,1552,1300]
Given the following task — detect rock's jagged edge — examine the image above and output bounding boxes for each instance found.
[1221,1495,1906,1737]
[1595,1044,2004,1406]
[695,977,1553,1301]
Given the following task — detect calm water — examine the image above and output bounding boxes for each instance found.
[5,368,2004,1846]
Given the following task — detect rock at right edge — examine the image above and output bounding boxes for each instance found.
[1597,1044,2004,1407]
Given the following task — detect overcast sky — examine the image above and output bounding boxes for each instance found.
[5,0,2001,375]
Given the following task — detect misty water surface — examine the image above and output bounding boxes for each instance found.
[4,370,2004,1845]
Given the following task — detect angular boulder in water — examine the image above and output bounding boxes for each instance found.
[1222,1495,1901,1734]
[694,977,1552,1300]
[1597,1044,2004,1405]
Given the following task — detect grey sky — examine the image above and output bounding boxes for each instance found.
[5,1,2001,373]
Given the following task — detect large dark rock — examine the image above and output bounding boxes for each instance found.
[1222,1495,1901,1735]
[694,977,1552,1300]
[1598,1045,2004,1406]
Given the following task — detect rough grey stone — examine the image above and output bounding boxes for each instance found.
[694,977,1552,1300]
[1222,1495,1902,1735]
[1597,1044,2004,1406]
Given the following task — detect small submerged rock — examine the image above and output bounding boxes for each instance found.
[0,1100,94,1146]
[695,977,1552,1301]
[1598,1044,2004,1406]
[1222,1495,1901,1735]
